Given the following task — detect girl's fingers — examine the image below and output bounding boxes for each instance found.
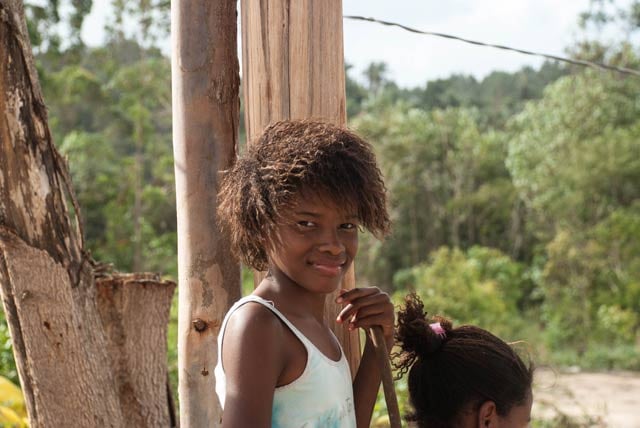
[343,301,388,321]
[335,287,378,304]
[336,292,390,322]
[335,287,395,345]
[349,313,395,336]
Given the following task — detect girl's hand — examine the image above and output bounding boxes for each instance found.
[335,287,395,350]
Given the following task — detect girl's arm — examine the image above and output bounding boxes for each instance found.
[220,303,285,428]
[336,288,395,428]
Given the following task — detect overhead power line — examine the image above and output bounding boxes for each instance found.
[344,15,640,78]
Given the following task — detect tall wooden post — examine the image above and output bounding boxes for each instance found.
[240,0,360,373]
[171,1,241,426]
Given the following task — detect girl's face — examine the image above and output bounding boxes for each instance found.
[266,192,359,295]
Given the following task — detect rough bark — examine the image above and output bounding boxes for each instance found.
[171,1,242,426]
[0,1,176,426]
[240,0,361,374]
[0,230,123,427]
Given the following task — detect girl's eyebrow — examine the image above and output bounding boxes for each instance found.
[293,211,359,220]
[294,211,320,217]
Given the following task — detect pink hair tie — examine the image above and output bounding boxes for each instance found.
[429,322,446,339]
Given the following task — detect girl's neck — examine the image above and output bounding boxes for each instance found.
[254,271,326,322]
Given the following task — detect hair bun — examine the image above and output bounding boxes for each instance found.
[396,293,450,357]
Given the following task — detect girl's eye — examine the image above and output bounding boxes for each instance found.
[297,221,315,228]
[341,223,358,230]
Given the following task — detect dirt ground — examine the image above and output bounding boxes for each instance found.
[533,368,640,427]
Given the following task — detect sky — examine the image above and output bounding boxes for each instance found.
[341,0,594,87]
[80,0,627,88]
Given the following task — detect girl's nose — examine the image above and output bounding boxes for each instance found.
[317,230,345,255]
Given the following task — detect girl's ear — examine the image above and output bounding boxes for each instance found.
[477,400,499,428]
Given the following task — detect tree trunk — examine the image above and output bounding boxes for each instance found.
[171,1,242,427]
[0,1,176,426]
[0,231,124,427]
[0,1,122,425]
[241,0,361,375]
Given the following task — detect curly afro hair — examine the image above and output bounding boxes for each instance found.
[217,119,390,271]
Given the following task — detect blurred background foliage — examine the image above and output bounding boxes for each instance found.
[1,0,639,425]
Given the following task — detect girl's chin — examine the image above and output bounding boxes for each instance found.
[310,277,345,295]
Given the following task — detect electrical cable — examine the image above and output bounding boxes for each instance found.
[344,15,640,78]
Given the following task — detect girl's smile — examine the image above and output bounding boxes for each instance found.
[308,251,348,276]
[310,261,345,277]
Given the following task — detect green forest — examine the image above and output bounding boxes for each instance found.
[1,0,639,426]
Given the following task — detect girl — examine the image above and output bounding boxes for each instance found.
[395,293,534,428]
[215,120,394,427]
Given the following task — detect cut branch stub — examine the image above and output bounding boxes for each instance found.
[96,273,177,428]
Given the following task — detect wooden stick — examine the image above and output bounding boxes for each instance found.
[370,326,402,428]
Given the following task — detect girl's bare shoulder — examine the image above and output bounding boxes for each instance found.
[224,301,286,346]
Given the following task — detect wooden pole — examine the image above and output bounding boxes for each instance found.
[240,0,361,374]
[370,327,402,428]
[171,1,241,426]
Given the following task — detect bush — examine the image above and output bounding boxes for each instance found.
[540,205,640,354]
[393,246,531,340]
[0,311,17,385]
[0,376,27,427]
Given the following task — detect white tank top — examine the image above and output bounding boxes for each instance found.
[214,295,357,428]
